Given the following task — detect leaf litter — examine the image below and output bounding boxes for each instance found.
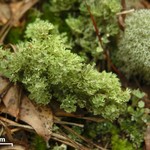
[0,76,53,143]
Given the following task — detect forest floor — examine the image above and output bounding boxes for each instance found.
[0,0,150,150]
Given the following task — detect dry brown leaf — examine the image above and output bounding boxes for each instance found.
[0,0,38,26]
[0,3,11,25]
[0,0,38,43]
[0,76,53,142]
[10,0,38,26]
[10,1,24,15]
[2,84,20,117]
[0,2,22,26]
[0,77,9,94]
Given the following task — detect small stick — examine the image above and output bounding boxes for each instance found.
[121,0,126,11]
[0,116,33,130]
[51,137,78,149]
[62,124,106,150]
[116,9,135,16]
[15,85,23,122]
[59,130,84,150]
[54,120,84,128]
[84,0,126,79]
[52,132,89,150]
[54,114,105,123]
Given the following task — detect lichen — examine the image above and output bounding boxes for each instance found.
[114,9,150,83]
[0,19,130,120]
[44,0,121,61]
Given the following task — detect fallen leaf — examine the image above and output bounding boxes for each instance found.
[19,97,53,141]
[10,0,38,26]
[0,76,53,142]
[0,77,9,94]
[2,84,20,117]
[0,3,11,25]
[0,0,38,26]
[0,0,39,43]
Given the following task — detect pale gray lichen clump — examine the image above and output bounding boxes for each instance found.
[0,19,130,120]
[115,10,150,83]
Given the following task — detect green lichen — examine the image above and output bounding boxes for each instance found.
[114,9,150,83]
[0,19,130,120]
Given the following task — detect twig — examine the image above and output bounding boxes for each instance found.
[51,133,86,149]
[62,124,106,150]
[117,0,127,31]
[54,114,105,123]
[121,0,126,11]
[0,116,33,130]
[84,0,126,79]
[15,85,23,122]
[0,21,12,43]
[51,137,78,149]
[6,43,17,53]
[53,131,88,150]
[54,120,84,128]
[0,119,32,149]
[59,130,86,150]
[52,133,69,141]
[0,120,13,140]
[84,0,103,47]
[116,9,135,15]
[11,128,21,133]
